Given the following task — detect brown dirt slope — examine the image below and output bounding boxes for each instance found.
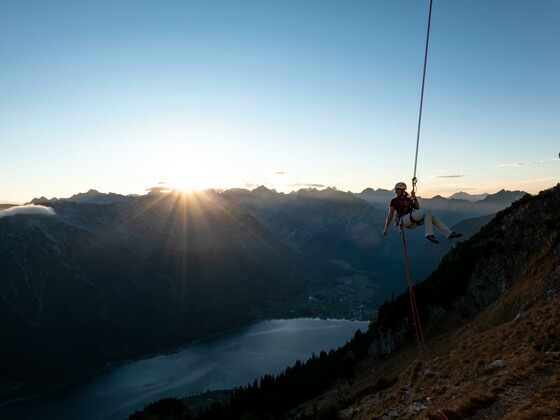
[293,185,560,419]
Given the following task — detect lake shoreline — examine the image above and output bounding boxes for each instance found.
[0,317,370,412]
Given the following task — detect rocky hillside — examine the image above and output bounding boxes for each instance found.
[297,184,560,418]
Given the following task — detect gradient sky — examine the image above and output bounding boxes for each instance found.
[1,0,558,203]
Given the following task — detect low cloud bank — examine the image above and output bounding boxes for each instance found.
[0,205,56,219]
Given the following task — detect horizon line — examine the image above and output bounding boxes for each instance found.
[1,184,535,206]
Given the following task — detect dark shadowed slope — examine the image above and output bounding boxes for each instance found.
[0,191,307,404]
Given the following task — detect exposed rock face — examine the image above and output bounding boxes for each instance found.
[454,186,560,317]
[369,319,410,357]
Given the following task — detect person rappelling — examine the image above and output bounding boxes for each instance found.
[379,0,464,245]
[382,182,462,244]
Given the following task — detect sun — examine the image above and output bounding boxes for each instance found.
[167,177,211,193]
[156,158,216,193]
[152,150,239,194]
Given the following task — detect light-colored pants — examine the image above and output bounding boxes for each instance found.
[401,211,453,238]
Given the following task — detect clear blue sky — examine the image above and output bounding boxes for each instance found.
[1,0,558,203]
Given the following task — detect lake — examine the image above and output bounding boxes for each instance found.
[1,318,369,420]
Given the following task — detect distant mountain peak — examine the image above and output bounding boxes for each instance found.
[448,191,490,202]
[29,196,59,205]
[481,189,526,204]
[63,189,130,205]
[252,185,276,195]
[69,189,104,200]
[360,187,391,194]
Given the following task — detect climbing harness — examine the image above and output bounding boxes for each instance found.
[393,196,417,228]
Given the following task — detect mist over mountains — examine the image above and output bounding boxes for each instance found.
[0,186,525,405]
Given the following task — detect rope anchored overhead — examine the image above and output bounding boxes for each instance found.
[412,0,433,194]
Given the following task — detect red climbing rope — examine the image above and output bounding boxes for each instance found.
[400,223,430,365]
[400,223,449,419]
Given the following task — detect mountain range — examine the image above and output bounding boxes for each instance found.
[0,186,526,405]
[0,191,306,404]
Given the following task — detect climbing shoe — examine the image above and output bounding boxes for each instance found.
[448,232,463,239]
[426,235,439,244]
